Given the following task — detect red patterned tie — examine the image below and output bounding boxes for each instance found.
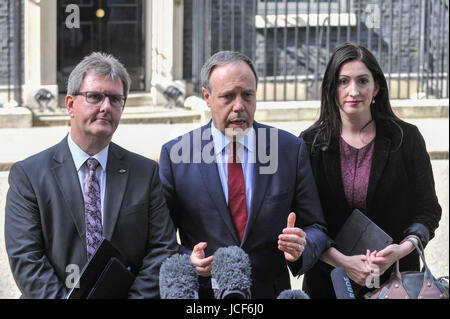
[228,141,248,242]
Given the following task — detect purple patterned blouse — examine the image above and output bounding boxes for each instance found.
[339,136,375,210]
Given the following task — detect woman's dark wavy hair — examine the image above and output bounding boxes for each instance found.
[301,42,402,154]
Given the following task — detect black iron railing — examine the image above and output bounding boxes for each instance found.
[0,0,23,107]
[185,0,449,101]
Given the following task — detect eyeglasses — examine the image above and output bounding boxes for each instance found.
[75,91,126,108]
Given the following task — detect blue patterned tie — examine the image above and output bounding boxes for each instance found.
[84,158,103,259]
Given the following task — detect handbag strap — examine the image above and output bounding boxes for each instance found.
[393,235,428,278]
[405,234,425,251]
[404,235,434,282]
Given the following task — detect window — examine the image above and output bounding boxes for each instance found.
[258,0,347,15]
[256,0,354,28]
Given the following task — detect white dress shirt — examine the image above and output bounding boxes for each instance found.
[67,134,108,224]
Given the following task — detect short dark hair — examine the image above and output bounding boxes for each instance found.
[200,51,258,92]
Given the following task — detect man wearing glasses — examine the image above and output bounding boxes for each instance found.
[5,52,178,298]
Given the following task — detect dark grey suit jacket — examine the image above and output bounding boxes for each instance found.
[5,136,178,298]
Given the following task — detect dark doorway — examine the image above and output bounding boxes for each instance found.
[57,0,145,92]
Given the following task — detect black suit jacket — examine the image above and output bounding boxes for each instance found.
[301,119,441,298]
[159,121,331,298]
[5,136,178,298]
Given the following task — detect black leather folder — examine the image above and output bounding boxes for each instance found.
[334,209,393,256]
[86,257,136,299]
[334,209,393,295]
[66,239,135,299]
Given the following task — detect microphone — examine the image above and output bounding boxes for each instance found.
[277,289,310,299]
[330,267,356,299]
[159,253,199,299]
[211,246,252,299]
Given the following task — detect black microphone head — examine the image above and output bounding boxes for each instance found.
[159,254,199,299]
[211,246,252,299]
[277,289,310,299]
[330,267,355,299]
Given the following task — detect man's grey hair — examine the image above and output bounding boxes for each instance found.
[200,51,258,92]
[67,52,131,98]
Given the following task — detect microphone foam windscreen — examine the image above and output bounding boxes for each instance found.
[331,267,355,299]
[159,254,199,299]
[277,289,310,299]
[211,246,252,299]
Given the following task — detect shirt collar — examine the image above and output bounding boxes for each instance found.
[210,121,256,155]
[67,133,109,171]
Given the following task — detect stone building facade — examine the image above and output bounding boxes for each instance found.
[0,0,447,105]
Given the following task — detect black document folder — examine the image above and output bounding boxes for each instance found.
[86,257,136,299]
[335,209,393,256]
[66,239,135,299]
[333,209,393,295]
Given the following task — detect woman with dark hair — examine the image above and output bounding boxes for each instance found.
[300,43,441,298]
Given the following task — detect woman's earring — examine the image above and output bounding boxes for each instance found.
[372,98,376,104]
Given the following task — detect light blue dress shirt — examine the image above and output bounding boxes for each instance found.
[67,133,109,224]
[211,122,255,216]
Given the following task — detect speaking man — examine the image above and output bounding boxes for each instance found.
[159,51,331,298]
[5,52,178,298]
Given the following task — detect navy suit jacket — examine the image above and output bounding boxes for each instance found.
[159,121,331,298]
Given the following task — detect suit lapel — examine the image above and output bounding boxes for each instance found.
[51,137,86,245]
[241,122,271,246]
[198,123,240,243]
[103,143,129,240]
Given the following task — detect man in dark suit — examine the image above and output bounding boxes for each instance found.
[5,52,178,298]
[159,51,331,298]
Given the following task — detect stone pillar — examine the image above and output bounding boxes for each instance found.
[23,0,58,109]
[151,0,185,106]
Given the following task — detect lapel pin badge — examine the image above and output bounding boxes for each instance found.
[119,169,127,174]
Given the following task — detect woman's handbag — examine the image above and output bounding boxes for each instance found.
[364,236,449,299]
